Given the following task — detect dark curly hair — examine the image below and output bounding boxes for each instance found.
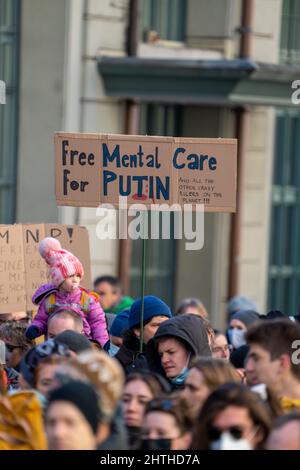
[0,321,34,352]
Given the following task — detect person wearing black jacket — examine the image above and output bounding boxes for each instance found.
[146,314,212,390]
[115,296,172,374]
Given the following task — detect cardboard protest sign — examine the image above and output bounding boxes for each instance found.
[0,224,91,313]
[0,225,26,313]
[55,133,237,212]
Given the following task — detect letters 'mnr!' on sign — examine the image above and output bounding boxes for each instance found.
[55,133,237,212]
[0,224,91,313]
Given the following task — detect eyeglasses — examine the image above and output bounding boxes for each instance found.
[208,425,245,441]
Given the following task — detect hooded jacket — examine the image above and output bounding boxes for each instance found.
[146,314,212,385]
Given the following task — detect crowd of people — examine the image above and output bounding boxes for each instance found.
[0,237,300,450]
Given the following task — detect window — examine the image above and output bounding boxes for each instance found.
[280,0,300,64]
[0,0,20,223]
[268,111,300,314]
[141,0,186,42]
[129,105,182,309]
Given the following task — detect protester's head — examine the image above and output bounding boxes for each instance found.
[55,330,92,355]
[54,349,124,423]
[183,357,239,416]
[148,314,211,385]
[93,275,121,311]
[141,395,193,450]
[265,412,300,450]
[228,310,260,350]
[176,298,208,319]
[122,372,171,429]
[47,310,83,339]
[212,330,232,361]
[129,296,172,344]
[157,337,192,382]
[245,319,300,389]
[38,237,84,289]
[46,380,101,450]
[0,321,33,368]
[0,312,28,322]
[110,309,130,347]
[227,296,259,320]
[20,339,70,390]
[33,355,68,398]
[192,383,272,450]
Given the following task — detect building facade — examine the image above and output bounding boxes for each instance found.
[1,0,300,324]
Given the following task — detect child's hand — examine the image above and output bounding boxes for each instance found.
[25,325,40,340]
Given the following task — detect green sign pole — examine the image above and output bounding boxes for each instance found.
[139,212,147,353]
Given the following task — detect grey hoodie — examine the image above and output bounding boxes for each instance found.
[146,314,211,381]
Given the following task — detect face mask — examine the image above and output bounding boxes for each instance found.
[170,352,191,386]
[108,343,120,356]
[228,328,246,349]
[210,431,253,450]
[140,438,171,450]
[170,366,189,386]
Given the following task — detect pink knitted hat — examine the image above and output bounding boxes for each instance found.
[39,237,84,287]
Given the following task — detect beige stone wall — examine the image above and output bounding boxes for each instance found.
[237,1,282,311]
[80,0,127,281]
[17,0,67,223]
[61,0,128,282]
[252,0,282,63]
[238,107,275,311]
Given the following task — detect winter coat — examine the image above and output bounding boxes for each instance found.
[115,331,149,374]
[28,284,109,347]
[97,405,129,450]
[146,314,212,386]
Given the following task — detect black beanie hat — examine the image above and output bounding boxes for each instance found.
[55,330,92,354]
[48,380,101,434]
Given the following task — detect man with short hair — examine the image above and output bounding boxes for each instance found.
[93,275,133,315]
[245,319,300,411]
[47,310,84,339]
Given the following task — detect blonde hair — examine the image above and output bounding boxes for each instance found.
[190,357,239,389]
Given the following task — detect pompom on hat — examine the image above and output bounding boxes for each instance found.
[38,237,84,287]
